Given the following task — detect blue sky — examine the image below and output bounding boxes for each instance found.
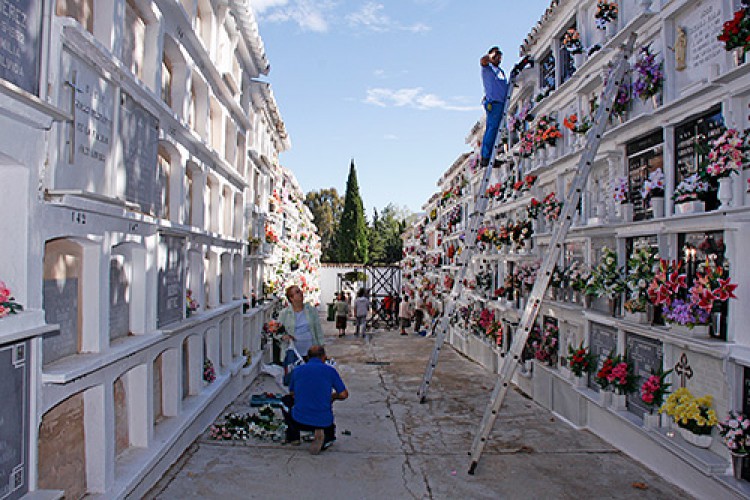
[251,0,551,215]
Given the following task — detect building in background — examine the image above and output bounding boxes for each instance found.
[0,1,317,498]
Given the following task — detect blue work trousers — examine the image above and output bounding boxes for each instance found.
[481,100,504,162]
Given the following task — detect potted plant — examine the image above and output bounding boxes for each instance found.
[640,368,672,428]
[718,411,750,479]
[623,245,658,322]
[660,388,718,448]
[673,173,710,214]
[632,44,664,106]
[567,342,596,387]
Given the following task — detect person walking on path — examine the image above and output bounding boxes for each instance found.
[334,293,350,337]
[282,345,349,454]
[278,285,324,358]
[398,295,413,336]
[413,297,425,334]
[479,46,508,168]
[353,288,370,337]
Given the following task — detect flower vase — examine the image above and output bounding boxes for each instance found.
[608,297,621,317]
[605,22,617,40]
[669,322,710,338]
[679,427,712,448]
[624,310,648,324]
[650,196,664,218]
[734,47,746,67]
[610,393,628,411]
[711,311,722,337]
[573,52,584,68]
[732,453,747,481]
[646,303,658,325]
[620,202,633,222]
[583,294,593,309]
[643,412,661,430]
[574,375,588,388]
[650,95,659,109]
[599,388,613,407]
[718,177,733,209]
[675,200,705,215]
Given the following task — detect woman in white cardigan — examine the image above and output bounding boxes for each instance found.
[278,285,325,357]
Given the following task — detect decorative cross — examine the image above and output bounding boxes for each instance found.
[673,353,693,388]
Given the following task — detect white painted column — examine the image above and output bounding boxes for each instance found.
[80,239,104,353]
[83,384,111,493]
[127,363,151,447]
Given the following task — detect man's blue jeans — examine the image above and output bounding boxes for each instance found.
[481,100,504,163]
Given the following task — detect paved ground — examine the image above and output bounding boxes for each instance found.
[146,315,689,499]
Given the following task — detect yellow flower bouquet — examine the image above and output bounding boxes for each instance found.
[660,387,718,435]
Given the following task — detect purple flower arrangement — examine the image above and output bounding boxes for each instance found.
[662,299,711,328]
[632,44,664,101]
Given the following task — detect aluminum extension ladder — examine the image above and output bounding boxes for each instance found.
[416,56,532,404]
[467,34,637,474]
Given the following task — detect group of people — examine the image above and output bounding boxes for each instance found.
[334,289,426,336]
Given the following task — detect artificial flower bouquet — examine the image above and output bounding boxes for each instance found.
[705,128,748,180]
[533,322,559,364]
[660,387,718,436]
[526,198,544,219]
[562,28,584,54]
[588,247,625,299]
[567,342,597,377]
[613,176,629,204]
[718,411,750,455]
[534,115,563,148]
[0,281,23,318]
[186,289,199,317]
[640,368,672,412]
[640,167,665,202]
[595,0,618,29]
[602,354,637,395]
[632,44,663,101]
[718,7,750,56]
[542,192,563,222]
[563,113,592,135]
[673,173,710,204]
[567,261,591,293]
[203,359,216,383]
[624,245,658,313]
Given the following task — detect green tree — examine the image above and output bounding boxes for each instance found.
[380,204,408,264]
[336,159,369,263]
[367,208,386,264]
[304,188,343,263]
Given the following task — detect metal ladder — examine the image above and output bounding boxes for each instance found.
[417,57,531,403]
[467,35,636,474]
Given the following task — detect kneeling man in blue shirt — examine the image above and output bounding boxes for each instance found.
[283,345,349,454]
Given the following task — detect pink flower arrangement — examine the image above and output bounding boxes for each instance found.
[0,281,23,318]
[608,357,637,395]
[542,192,562,221]
[640,368,672,412]
[613,177,629,204]
[718,411,750,455]
[705,128,747,179]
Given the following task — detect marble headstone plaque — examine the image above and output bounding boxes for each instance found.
[109,259,130,341]
[0,342,30,500]
[674,1,724,93]
[157,235,185,328]
[0,0,42,95]
[42,278,79,365]
[588,323,617,391]
[120,92,160,216]
[625,333,663,417]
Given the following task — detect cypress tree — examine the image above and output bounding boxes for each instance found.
[336,159,369,263]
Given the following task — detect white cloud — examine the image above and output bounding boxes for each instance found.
[383,133,398,140]
[364,87,478,112]
[347,2,431,33]
[252,0,333,33]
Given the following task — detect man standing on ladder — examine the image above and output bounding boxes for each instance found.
[479,46,508,168]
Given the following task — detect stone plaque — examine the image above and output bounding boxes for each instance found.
[0,0,42,95]
[625,333,663,417]
[109,259,129,341]
[57,50,114,194]
[42,278,79,365]
[157,234,184,328]
[588,323,617,391]
[674,1,725,92]
[0,341,30,500]
[120,92,160,216]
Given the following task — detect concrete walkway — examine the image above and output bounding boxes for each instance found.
[146,315,689,499]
